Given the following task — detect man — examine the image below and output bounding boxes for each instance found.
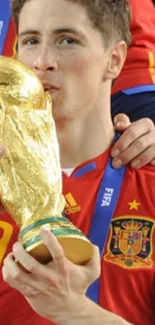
[1,0,155,325]
[112,0,155,122]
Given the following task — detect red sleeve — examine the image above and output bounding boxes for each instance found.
[112,0,155,93]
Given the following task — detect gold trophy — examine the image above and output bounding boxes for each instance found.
[0,56,93,265]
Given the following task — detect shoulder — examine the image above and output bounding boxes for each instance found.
[122,164,155,192]
[127,164,155,177]
[123,164,155,195]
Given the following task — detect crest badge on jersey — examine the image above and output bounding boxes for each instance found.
[104,217,155,268]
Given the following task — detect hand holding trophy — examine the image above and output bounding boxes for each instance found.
[0,56,93,265]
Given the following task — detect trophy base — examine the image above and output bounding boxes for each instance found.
[26,235,93,265]
[19,216,93,265]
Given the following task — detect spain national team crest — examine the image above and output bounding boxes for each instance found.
[104,217,155,268]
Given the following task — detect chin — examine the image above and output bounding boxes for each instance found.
[52,106,65,122]
[52,100,66,118]
[53,110,73,126]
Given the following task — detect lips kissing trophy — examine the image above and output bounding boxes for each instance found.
[0,56,93,265]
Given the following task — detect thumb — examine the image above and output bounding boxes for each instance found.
[86,245,100,283]
[114,113,131,131]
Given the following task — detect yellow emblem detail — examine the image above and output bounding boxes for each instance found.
[128,200,140,210]
[104,216,155,269]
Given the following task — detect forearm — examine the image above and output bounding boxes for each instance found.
[53,296,133,325]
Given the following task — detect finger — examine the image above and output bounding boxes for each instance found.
[40,227,66,268]
[2,253,40,297]
[13,242,46,275]
[111,118,154,158]
[3,252,25,282]
[13,241,62,288]
[112,133,155,168]
[86,245,100,282]
[130,145,155,168]
[113,113,131,131]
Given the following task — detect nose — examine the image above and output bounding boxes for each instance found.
[33,49,58,76]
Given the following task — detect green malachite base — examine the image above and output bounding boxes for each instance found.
[18,216,70,239]
[23,229,84,250]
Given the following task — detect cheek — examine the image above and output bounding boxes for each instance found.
[64,53,103,84]
[66,56,90,76]
[17,49,35,70]
[62,56,102,107]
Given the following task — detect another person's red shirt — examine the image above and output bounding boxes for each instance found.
[112,0,155,94]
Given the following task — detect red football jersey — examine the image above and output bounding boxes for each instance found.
[112,0,155,94]
[63,150,155,325]
[0,212,53,325]
[0,150,155,325]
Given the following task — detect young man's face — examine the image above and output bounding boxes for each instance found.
[17,0,116,122]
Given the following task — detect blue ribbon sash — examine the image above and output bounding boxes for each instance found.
[87,157,126,303]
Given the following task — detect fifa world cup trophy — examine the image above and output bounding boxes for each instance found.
[0,56,93,265]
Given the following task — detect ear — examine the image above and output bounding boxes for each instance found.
[104,41,127,81]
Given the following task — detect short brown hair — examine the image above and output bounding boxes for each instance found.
[11,0,131,47]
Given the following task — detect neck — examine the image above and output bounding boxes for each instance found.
[56,102,114,169]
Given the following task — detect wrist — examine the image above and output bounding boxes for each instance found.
[54,294,89,325]
[54,295,132,325]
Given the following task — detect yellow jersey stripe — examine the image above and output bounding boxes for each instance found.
[148,51,155,83]
[65,193,78,207]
